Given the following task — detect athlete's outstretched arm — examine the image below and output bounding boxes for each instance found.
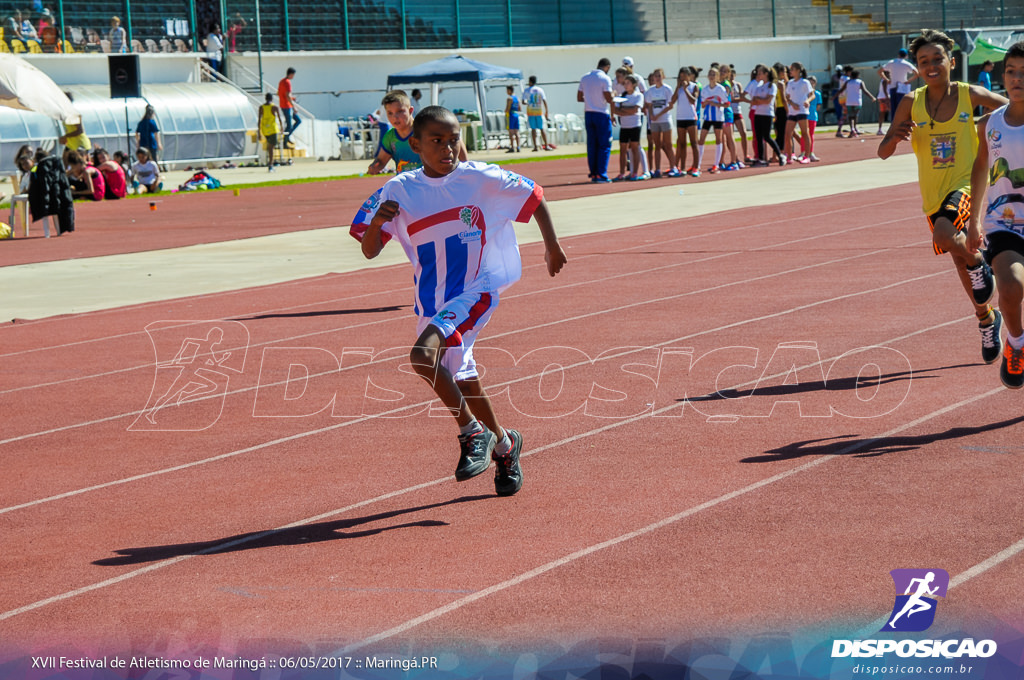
[532,199,566,277]
[878,95,915,159]
[362,200,399,259]
[967,117,991,254]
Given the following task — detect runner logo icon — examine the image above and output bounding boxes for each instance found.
[881,568,949,632]
[131,320,249,432]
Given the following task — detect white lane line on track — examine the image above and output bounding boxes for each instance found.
[0,245,938,471]
[337,386,1011,654]
[0,217,928,440]
[855,503,1024,637]
[0,198,910,364]
[0,248,741,399]
[0,383,1006,630]
[0,306,961,518]
[0,193,909,344]
[0,257,949,516]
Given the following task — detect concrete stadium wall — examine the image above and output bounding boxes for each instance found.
[25,37,836,124]
[230,38,837,121]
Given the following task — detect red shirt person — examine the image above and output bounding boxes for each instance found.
[93,148,127,199]
[277,67,300,145]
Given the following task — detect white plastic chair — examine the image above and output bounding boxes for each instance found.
[10,194,55,237]
[566,113,584,143]
[545,115,564,146]
[553,113,570,145]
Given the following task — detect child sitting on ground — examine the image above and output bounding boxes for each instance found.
[67,151,104,201]
[132,146,162,193]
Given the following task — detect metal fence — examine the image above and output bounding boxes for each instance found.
[2,0,1022,55]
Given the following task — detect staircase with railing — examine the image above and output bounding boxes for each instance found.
[201,60,317,162]
[810,0,893,33]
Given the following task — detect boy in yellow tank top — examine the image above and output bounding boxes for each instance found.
[257,93,283,172]
[878,29,1008,363]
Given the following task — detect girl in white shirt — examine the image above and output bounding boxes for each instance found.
[132,147,162,194]
[784,62,814,163]
[614,75,646,181]
[613,67,631,179]
[670,67,701,176]
[622,65,651,179]
[749,64,785,166]
[644,68,679,177]
[14,145,34,194]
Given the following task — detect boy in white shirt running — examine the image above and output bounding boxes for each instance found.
[351,106,568,496]
[968,42,1024,387]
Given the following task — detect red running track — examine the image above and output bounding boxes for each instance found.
[4,133,885,267]
[1,153,1022,665]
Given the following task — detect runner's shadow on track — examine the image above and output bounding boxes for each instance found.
[235,305,408,320]
[686,364,970,403]
[92,495,490,566]
[743,414,1024,463]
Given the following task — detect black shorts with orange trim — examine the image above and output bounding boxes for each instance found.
[926,189,970,255]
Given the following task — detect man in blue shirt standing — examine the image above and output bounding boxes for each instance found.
[135,105,162,163]
[979,60,995,91]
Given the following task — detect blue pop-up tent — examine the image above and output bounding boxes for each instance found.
[387,55,523,149]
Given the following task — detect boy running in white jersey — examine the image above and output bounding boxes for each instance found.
[968,42,1024,387]
[879,29,1008,364]
[351,106,568,495]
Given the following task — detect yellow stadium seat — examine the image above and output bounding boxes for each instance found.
[11,40,25,53]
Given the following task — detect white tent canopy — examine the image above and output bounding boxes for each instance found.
[0,53,80,124]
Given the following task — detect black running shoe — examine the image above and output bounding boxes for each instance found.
[967,262,995,305]
[455,426,495,481]
[492,429,523,497]
[980,309,1003,365]
[1001,344,1024,389]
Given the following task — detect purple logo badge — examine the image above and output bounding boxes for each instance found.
[881,569,949,632]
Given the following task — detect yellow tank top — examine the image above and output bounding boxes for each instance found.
[63,124,90,152]
[910,82,977,214]
[259,103,280,135]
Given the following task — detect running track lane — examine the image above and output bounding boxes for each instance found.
[2,135,892,267]
[1,181,1021,658]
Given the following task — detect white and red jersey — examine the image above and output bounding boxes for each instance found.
[351,161,543,317]
[701,83,730,122]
